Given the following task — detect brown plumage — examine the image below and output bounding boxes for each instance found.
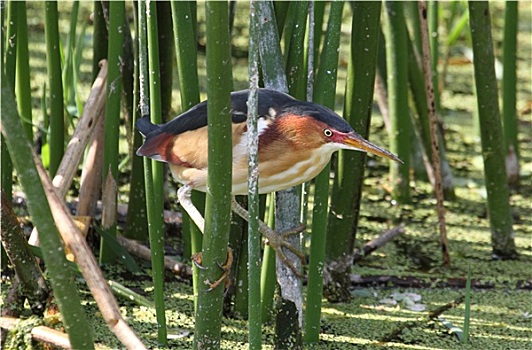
[137,89,401,195]
[136,89,402,283]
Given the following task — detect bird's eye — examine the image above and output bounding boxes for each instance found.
[323,129,333,137]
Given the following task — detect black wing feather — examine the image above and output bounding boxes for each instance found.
[136,88,352,140]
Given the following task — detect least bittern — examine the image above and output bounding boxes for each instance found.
[137,89,401,288]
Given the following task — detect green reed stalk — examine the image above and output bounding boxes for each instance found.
[44,1,64,177]
[170,0,203,309]
[2,1,16,200]
[273,1,289,39]
[260,194,276,322]
[125,5,149,241]
[248,1,261,347]
[468,1,517,258]
[267,1,306,347]
[62,0,79,111]
[122,0,149,240]
[324,1,382,303]
[312,1,325,68]
[385,1,411,203]
[304,1,344,343]
[406,1,422,57]
[156,1,173,120]
[5,1,17,90]
[285,1,309,100]
[92,1,107,81]
[73,19,88,118]
[99,0,124,264]
[232,209,249,317]
[502,1,520,186]
[171,0,201,110]
[145,0,168,345]
[255,1,286,326]
[15,1,32,140]
[193,2,233,348]
[2,71,94,350]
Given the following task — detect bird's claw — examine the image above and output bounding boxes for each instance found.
[191,249,233,292]
[191,252,207,270]
[264,224,306,278]
[230,198,306,277]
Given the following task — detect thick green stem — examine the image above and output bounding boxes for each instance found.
[1,70,94,350]
[260,195,276,323]
[156,1,174,120]
[5,1,17,87]
[247,2,261,347]
[15,1,32,140]
[145,0,168,345]
[285,1,309,100]
[2,1,16,201]
[304,0,344,343]
[502,1,520,186]
[468,1,516,258]
[92,1,107,81]
[256,0,285,326]
[324,1,381,303]
[44,1,64,177]
[260,2,305,348]
[193,2,233,348]
[100,0,124,263]
[385,1,411,203]
[125,4,148,241]
[170,0,203,310]
[62,0,79,110]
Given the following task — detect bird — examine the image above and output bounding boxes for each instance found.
[136,88,402,289]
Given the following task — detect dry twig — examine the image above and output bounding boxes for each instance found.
[353,226,404,263]
[33,151,146,349]
[0,316,71,349]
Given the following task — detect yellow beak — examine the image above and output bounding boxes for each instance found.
[343,132,403,164]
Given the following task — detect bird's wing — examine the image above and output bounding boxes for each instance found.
[136,89,298,163]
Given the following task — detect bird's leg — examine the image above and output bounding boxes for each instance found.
[177,184,205,233]
[178,185,233,290]
[231,198,305,277]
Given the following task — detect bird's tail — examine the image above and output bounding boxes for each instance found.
[136,115,158,137]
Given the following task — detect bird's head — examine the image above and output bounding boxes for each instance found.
[264,99,402,164]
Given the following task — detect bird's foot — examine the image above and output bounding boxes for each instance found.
[191,248,233,291]
[262,223,306,278]
[230,197,305,277]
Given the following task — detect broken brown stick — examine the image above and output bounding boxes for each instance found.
[77,90,106,217]
[418,1,451,267]
[116,236,192,278]
[353,226,404,263]
[0,280,23,347]
[13,192,182,226]
[380,295,465,343]
[28,60,108,247]
[0,316,71,349]
[33,151,146,350]
[53,61,108,197]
